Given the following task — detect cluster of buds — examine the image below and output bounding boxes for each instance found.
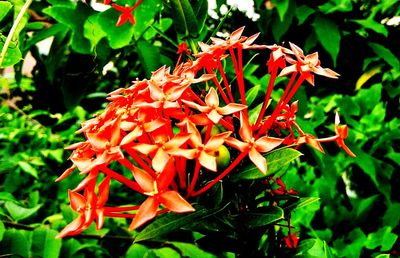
[56,27,354,238]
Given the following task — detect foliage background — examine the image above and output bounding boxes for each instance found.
[0,0,399,257]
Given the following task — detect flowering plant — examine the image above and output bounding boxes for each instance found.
[56,26,354,253]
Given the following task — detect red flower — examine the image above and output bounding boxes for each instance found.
[56,177,111,238]
[129,161,195,230]
[182,87,246,124]
[225,112,283,174]
[335,113,356,157]
[177,42,191,55]
[283,231,299,248]
[111,0,142,27]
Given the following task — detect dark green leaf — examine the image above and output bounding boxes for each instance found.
[284,197,320,212]
[245,84,260,106]
[233,148,302,180]
[272,0,295,42]
[31,227,62,258]
[0,1,12,22]
[5,201,42,221]
[83,13,106,51]
[383,202,400,228]
[243,206,284,228]
[295,239,316,254]
[368,42,400,70]
[296,5,315,25]
[0,229,29,257]
[137,39,162,77]
[144,18,173,40]
[313,16,341,66]
[170,0,199,37]
[170,242,217,258]
[135,205,226,242]
[272,0,289,21]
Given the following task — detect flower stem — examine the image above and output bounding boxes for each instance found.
[191,150,248,197]
[101,166,142,193]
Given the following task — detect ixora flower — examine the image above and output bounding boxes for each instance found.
[111,0,142,26]
[57,27,355,239]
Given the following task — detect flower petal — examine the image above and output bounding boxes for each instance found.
[159,191,195,213]
[69,190,86,212]
[129,197,158,230]
[218,103,247,115]
[199,151,217,172]
[255,136,283,153]
[249,147,267,174]
[152,149,171,173]
[131,166,155,193]
[56,216,86,238]
[205,88,219,107]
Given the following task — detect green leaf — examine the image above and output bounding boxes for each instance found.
[272,0,289,21]
[18,161,38,178]
[272,0,295,42]
[0,41,22,68]
[313,15,341,66]
[284,197,320,212]
[365,227,397,251]
[126,244,149,258]
[31,227,62,258]
[132,0,162,40]
[0,221,4,242]
[170,242,217,258]
[383,202,400,228]
[170,0,199,37]
[5,201,42,221]
[135,205,226,242]
[351,19,388,37]
[245,84,260,106]
[368,43,400,70]
[144,18,173,40]
[233,148,302,180]
[137,39,162,78]
[243,206,284,228]
[152,247,181,258]
[319,0,353,14]
[0,192,16,202]
[354,194,379,219]
[296,5,315,25]
[97,8,135,49]
[83,13,106,51]
[295,239,316,254]
[43,3,93,54]
[0,229,29,257]
[0,1,12,22]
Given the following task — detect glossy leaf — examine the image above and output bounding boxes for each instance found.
[18,160,38,178]
[233,148,302,180]
[365,227,397,251]
[0,1,12,22]
[0,221,4,242]
[170,0,199,37]
[313,15,341,66]
[31,227,62,258]
[243,206,284,228]
[171,242,217,258]
[284,197,320,212]
[351,19,388,37]
[126,244,149,258]
[5,201,42,221]
[132,0,162,40]
[368,42,400,70]
[272,0,289,21]
[296,5,315,25]
[0,229,30,258]
[0,41,22,68]
[135,205,226,242]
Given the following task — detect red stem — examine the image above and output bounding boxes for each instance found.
[100,166,142,193]
[229,47,247,116]
[186,160,201,197]
[206,66,230,105]
[191,150,249,197]
[217,59,235,102]
[255,67,278,127]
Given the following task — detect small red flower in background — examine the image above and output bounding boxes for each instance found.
[103,0,112,5]
[177,42,191,55]
[111,0,142,27]
[284,231,299,249]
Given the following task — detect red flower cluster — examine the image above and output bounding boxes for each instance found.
[56,27,355,238]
